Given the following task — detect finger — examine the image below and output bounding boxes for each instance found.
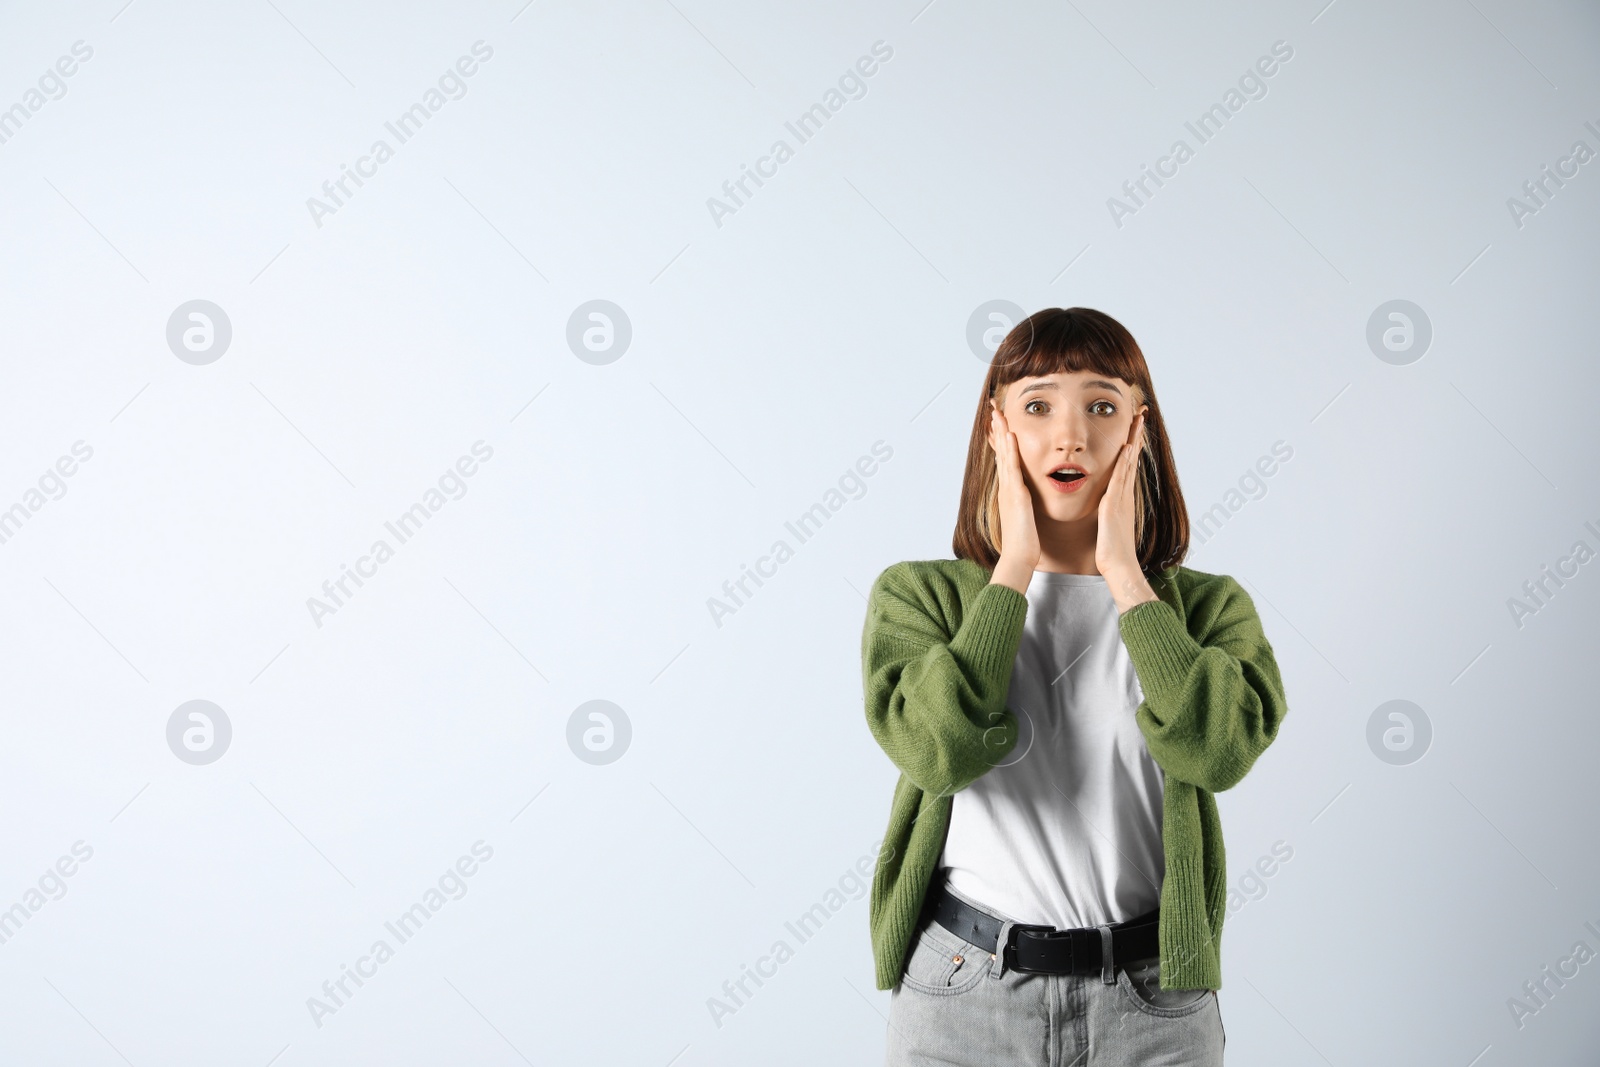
[991,423,1015,482]
[1099,456,1118,513]
[1110,433,1136,499]
[1108,446,1128,503]
[995,415,1015,460]
[1003,432,1027,487]
[1108,429,1128,477]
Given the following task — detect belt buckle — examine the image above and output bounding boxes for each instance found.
[1005,924,1096,976]
[1003,923,1063,975]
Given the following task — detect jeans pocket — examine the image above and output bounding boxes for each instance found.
[897,923,989,997]
[1115,956,1212,1018]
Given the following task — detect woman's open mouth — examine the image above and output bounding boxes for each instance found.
[1046,465,1089,493]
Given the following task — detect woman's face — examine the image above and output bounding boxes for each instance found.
[993,370,1148,521]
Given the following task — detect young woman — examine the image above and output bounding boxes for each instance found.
[861,307,1289,1065]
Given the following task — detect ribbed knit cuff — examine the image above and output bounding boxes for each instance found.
[1117,597,1204,709]
[872,790,955,991]
[947,580,1029,679]
[1157,854,1221,989]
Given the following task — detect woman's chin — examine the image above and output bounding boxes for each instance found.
[1039,499,1097,523]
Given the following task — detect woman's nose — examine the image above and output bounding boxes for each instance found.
[1053,417,1090,453]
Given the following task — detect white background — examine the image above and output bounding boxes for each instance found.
[1,0,1597,1063]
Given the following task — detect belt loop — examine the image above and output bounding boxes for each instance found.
[1096,923,1116,985]
[989,920,1016,978]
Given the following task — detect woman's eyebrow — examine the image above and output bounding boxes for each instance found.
[1081,378,1124,396]
[1017,379,1124,396]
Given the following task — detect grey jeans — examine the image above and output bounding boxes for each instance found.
[885,917,1225,1066]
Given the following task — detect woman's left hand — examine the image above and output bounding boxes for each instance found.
[1096,411,1159,612]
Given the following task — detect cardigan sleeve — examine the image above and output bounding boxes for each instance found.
[861,563,1030,798]
[1116,575,1288,793]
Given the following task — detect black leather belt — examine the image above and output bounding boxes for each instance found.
[920,878,1160,976]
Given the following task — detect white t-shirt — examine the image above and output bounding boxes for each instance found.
[937,570,1165,930]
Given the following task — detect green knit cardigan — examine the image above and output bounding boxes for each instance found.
[861,557,1288,991]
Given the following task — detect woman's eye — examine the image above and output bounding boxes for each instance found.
[1024,400,1048,415]
[1090,401,1116,416]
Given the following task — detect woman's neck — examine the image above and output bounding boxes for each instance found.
[1032,512,1102,575]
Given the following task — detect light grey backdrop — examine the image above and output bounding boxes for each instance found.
[2,0,1597,1063]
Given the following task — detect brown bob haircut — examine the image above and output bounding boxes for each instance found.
[952,307,1190,577]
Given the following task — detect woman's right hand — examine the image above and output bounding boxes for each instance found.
[988,405,1040,592]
